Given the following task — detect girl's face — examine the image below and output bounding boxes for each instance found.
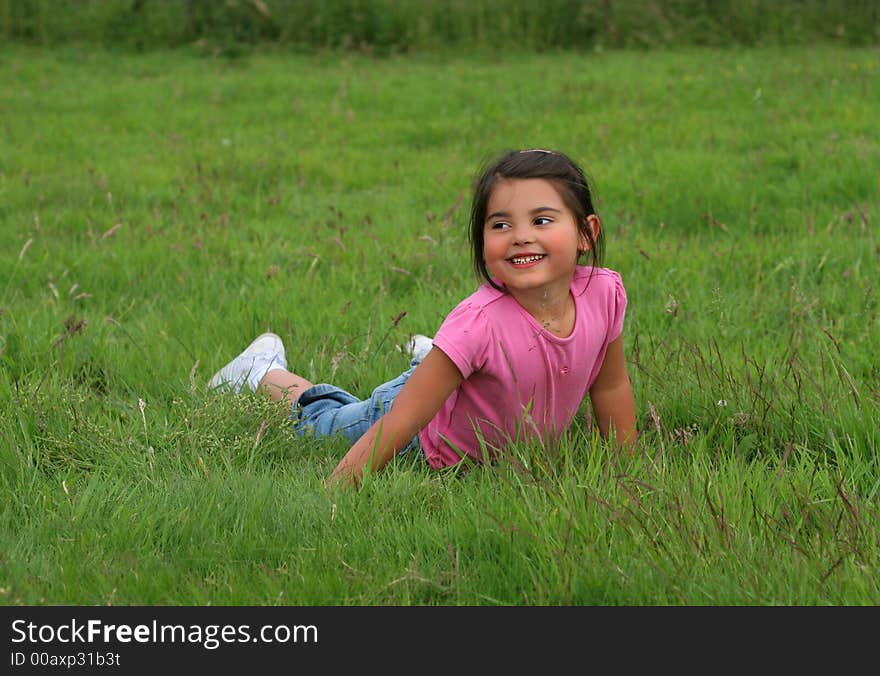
[482,178,593,296]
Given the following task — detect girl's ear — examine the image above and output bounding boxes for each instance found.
[578,214,601,252]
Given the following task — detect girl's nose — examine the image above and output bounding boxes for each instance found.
[512,224,534,245]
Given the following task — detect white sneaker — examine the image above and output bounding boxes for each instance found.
[208,332,287,393]
[405,334,434,362]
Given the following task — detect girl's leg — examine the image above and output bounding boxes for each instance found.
[262,335,432,409]
[208,332,288,393]
[290,360,423,448]
[209,331,429,452]
[206,331,312,406]
[259,368,314,407]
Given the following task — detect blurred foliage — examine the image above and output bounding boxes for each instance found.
[1,0,878,54]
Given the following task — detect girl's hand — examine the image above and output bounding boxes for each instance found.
[328,348,463,487]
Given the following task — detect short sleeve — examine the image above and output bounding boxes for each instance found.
[607,270,627,344]
[431,300,490,380]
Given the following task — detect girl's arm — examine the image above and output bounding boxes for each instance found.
[588,336,637,452]
[327,348,463,487]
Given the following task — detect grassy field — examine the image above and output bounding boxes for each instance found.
[1,44,878,605]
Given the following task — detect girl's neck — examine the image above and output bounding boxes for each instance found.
[508,283,576,338]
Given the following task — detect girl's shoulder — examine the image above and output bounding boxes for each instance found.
[573,267,628,337]
[437,283,521,338]
[448,282,509,315]
[572,266,625,299]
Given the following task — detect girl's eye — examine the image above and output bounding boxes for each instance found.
[489,221,510,230]
[534,216,553,226]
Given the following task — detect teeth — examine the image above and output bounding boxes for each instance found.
[510,255,544,264]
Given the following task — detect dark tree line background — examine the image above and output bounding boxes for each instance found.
[1,0,877,53]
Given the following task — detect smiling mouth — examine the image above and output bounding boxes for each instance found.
[508,254,546,265]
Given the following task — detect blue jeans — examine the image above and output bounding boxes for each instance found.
[289,359,421,455]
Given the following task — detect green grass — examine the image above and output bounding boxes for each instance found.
[1,44,878,605]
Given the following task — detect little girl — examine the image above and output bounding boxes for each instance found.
[209,149,637,486]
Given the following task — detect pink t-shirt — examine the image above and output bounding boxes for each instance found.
[418,267,627,469]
